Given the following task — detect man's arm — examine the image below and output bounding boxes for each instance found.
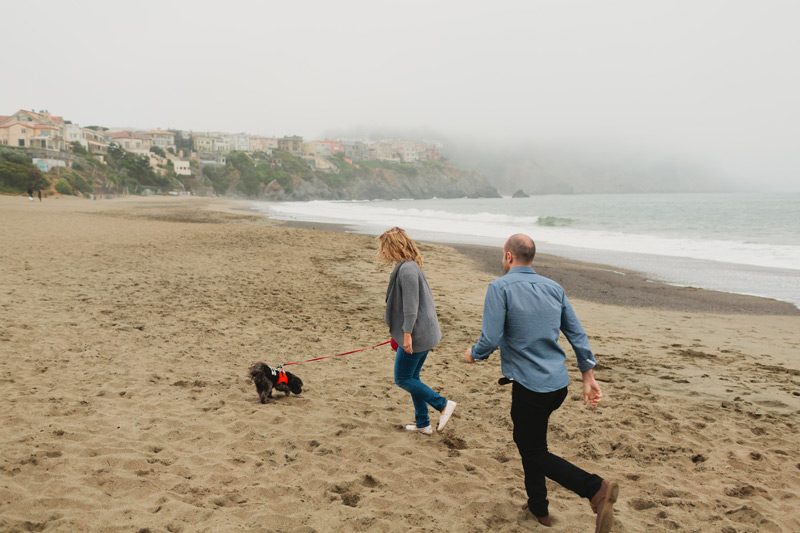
[560,294,597,372]
[466,283,505,362]
[560,293,602,408]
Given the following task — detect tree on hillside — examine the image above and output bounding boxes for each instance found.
[202,165,233,195]
[0,147,47,194]
[106,143,170,190]
[70,141,89,156]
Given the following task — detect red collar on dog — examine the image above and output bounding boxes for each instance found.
[277,371,288,385]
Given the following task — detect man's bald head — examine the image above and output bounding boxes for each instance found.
[504,234,536,265]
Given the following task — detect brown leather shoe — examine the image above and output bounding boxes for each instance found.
[522,503,553,527]
[590,480,619,533]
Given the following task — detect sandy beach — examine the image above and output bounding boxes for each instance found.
[1,194,798,532]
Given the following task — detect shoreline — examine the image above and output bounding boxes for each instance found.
[279,218,799,316]
[251,195,800,311]
[8,193,796,316]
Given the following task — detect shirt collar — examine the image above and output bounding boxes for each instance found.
[509,265,536,274]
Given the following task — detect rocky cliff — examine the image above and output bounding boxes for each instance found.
[259,162,500,201]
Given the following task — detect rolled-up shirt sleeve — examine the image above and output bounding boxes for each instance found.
[471,283,505,360]
[560,294,597,372]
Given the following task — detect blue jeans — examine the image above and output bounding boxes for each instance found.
[394,347,447,428]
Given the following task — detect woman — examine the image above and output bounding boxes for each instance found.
[378,227,456,435]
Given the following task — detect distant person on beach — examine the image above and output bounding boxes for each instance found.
[38,190,42,201]
[378,227,456,435]
[464,233,618,532]
[27,187,34,201]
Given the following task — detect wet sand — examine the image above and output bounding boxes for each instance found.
[1,194,798,532]
[281,220,800,316]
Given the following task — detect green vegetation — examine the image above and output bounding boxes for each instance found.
[326,153,366,187]
[271,151,313,181]
[359,158,419,177]
[54,177,73,195]
[0,147,46,194]
[59,168,93,195]
[70,141,89,156]
[323,153,426,188]
[202,151,295,196]
[104,143,172,191]
[2,142,185,197]
[190,150,441,197]
[2,142,459,200]
[422,160,445,171]
[197,149,426,197]
[202,165,233,195]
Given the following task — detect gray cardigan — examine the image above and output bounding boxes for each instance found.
[385,261,442,353]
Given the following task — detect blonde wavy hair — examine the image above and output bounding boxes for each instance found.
[377,227,423,267]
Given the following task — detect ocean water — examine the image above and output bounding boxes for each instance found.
[251,193,800,308]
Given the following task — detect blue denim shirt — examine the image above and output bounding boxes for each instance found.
[470,266,597,392]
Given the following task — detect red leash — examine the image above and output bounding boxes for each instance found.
[280,340,392,368]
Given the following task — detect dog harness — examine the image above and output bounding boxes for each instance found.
[270,365,289,385]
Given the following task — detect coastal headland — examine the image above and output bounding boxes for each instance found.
[1,194,798,532]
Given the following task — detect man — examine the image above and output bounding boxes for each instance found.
[464,234,618,532]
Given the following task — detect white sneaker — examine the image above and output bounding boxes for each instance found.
[437,400,457,432]
[405,424,433,435]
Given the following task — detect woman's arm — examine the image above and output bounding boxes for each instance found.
[398,264,420,338]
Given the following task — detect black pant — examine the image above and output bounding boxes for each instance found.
[511,382,603,517]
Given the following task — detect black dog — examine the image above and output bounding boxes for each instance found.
[248,362,303,403]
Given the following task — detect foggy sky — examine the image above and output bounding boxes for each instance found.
[3,0,798,190]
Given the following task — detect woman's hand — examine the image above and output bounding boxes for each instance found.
[403,332,413,354]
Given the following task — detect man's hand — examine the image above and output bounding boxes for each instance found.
[403,332,413,354]
[582,369,602,409]
[464,347,476,364]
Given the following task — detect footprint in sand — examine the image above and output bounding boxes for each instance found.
[326,475,382,508]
